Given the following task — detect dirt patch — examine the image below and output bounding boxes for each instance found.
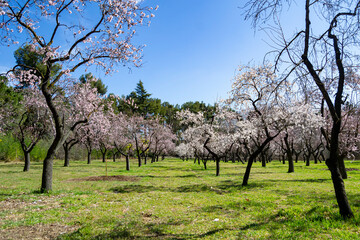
[0,195,64,212]
[68,175,139,182]
[0,223,79,240]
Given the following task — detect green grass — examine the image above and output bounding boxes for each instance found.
[0,158,360,239]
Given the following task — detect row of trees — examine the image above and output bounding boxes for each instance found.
[0,0,214,194]
[176,65,360,178]
[0,0,359,220]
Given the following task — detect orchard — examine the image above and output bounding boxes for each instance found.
[1,0,360,239]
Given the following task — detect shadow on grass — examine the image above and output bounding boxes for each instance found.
[110,181,268,195]
[58,222,229,240]
[267,178,331,183]
[140,174,199,179]
[111,185,168,193]
[0,193,13,197]
[140,175,171,179]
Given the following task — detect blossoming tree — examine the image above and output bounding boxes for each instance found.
[0,0,154,192]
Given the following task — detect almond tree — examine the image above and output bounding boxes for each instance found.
[243,0,360,218]
[0,0,154,192]
[62,80,104,167]
[113,112,135,171]
[14,86,51,171]
[202,108,239,176]
[149,122,176,162]
[227,65,292,185]
[177,110,210,169]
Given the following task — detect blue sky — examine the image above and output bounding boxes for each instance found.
[102,0,272,105]
[0,0,303,106]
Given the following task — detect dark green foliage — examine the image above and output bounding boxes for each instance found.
[79,73,108,96]
[114,81,216,135]
[127,80,152,116]
[181,101,217,120]
[0,76,22,109]
[0,76,23,131]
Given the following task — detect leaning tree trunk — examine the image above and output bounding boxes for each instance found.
[242,136,275,186]
[40,80,63,193]
[203,160,207,170]
[326,123,353,218]
[301,0,353,218]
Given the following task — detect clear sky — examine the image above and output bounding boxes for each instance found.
[102,0,274,106]
[0,0,302,106]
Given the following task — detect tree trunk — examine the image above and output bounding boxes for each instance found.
[113,152,116,162]
[283,134,294,173]
[23,151,30,172]
[137,153,142,167]
[242,136,276,186]
[87,151,92,164]
[102,150,107,163]
[40,81,62,193]
[301,0,353,219]
[261,155,266,167]
[326,155,353,218]
[216,159,220,176]
[338,156,347,179]
[288,156,294,173]
[41,154,54,193]
[203,160,207,170]
[242,154,255,186]
[64,144,70,167]
[126,155,130,171]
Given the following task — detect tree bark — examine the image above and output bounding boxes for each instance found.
[338,156,347,179]
[242,136,276,186]
[126,155,130,171]
[23,151,30,172]
[64,145,69,167]
[87,151,91,164]
[261,155,266,167]
[40,78,63,193]
[284,134,294,173]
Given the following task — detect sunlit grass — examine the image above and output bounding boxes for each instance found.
[0,158,359,239]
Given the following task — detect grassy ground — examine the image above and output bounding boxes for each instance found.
[0,158,359,240]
